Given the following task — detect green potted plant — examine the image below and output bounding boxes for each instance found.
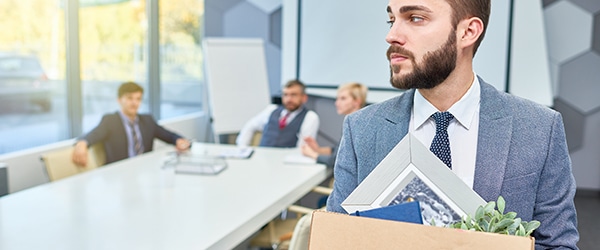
[448,196,540,237]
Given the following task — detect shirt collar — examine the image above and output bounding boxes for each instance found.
[118,110,138,124]
[281,106,305,117]
[413,73,480,130]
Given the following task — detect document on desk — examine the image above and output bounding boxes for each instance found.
[219,147,254,159]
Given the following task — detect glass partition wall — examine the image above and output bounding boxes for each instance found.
[0,0,68,153]
[0,0,204,154]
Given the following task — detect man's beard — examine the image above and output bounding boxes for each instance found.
[387,30,457,90]
[284,102,301,112]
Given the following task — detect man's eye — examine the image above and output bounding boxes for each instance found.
[386,20,394,28]
[410,16,424,22]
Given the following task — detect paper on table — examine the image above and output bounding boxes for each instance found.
[219,147,254,159]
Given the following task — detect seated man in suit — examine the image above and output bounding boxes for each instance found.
[236,79,319,148]
[72,81,190,166]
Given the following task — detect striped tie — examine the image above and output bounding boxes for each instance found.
[129,121,143,156]
[430,112,453,169]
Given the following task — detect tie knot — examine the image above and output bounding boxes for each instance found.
[431,112,454,130]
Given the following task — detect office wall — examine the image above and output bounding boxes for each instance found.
[0,113,210,193]
[286,1,553,105]
[543,0,600,190]
[206,0,600,190]
[299,1,600,191]
[204,0,283,97]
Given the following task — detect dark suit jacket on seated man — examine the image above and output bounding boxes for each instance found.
[236,80,319,148]
[72,81,190,166]
[327,0,578,249]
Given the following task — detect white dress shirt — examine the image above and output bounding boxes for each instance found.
[236,104,320,147]
[409,74,481,188]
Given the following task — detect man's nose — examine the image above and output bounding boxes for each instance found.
[385,23,406,46]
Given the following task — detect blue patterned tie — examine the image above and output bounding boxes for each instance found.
[430,112,454,169]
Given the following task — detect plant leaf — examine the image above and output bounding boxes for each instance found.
[475,206,484,221]
[484,201,496,215]
[524,220,541,236]
[494,218,514,232]
[479,219,489,232]
[504,212,517,220]
[516,224,526,236]
[497,196,506,214]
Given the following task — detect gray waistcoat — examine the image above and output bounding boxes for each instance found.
[259,106,308,147]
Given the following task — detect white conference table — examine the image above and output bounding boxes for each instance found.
[0,143,328,250]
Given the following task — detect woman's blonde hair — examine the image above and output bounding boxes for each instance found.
[337,82,368,107]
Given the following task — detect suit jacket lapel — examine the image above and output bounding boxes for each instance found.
[375,90,414,161]
[138,115,154,151]
[113,112,129,143]
[473,80,513,201]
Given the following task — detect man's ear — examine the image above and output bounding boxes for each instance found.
[457,17,484,50]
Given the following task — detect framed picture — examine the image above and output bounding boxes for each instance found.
[341,133,486,226]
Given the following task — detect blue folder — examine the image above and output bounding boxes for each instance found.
[350,201,423,224]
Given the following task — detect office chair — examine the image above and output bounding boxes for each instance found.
[249,183,333,250]
[41,143,106,181]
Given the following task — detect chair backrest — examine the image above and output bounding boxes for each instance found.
[42,143,106,181]
[250,131,262,146]
[0,163,8,196]
[288,212,313,250]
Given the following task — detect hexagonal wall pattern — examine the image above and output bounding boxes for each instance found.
[558,51,600,113]
[269,7,282,47]
[553,98,586,152]
[205,0,244,37]
[543,0,600,190]
[248,0,281,13]
[593,12,600,54]
[207,0,243,11]
[542,0,559,8]
[202,0,600,189]
[548,60,560,98]
[570,0,600,13]
[569,110,600,190]
[205,0,283,96]
[544,1,592,63]
[223,2,269,38]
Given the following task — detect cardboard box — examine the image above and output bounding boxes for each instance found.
[309,211,534,250]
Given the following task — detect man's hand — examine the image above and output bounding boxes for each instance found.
[72,141,89,167]
[175,138,191,152]
[301,144,319,160]
[303,137,320,151]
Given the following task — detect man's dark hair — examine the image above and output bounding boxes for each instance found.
[284,79,306,94]
[118,81,144,98]
[446,0,490,56]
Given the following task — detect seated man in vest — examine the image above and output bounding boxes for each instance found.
[72,81,191,166]
[236,79,319,147]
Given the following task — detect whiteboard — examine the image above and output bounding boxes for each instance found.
[298,0,510,92]
[203,38,271,135]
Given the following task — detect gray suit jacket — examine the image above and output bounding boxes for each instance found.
[327,78,579,249]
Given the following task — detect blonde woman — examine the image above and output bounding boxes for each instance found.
[302,82,368,167]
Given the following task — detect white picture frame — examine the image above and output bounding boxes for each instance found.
[341,133,486,226]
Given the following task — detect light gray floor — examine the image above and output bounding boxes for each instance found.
[575,192,600,250]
